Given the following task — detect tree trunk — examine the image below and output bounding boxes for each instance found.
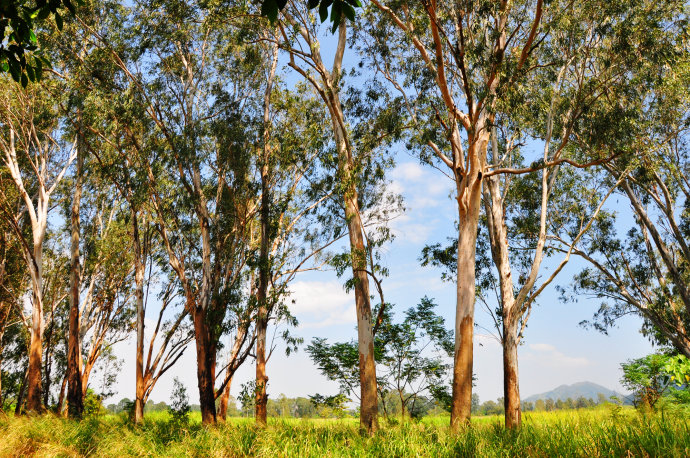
[67,145,84,418]
[255,39,278,428]
[42,319,54,407]
[218,374,233,421]
[450,176,483,430]
[345,197,379,435]
[503,317,521,428]
[193,306,216,425]
[255,303,268,427]
[56,373,68,417]
[132,209,146,424]
[26,287,43,413]
[325,57,379,434]
[15,366,28,415]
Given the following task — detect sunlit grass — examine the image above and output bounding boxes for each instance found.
[0,406,688,457]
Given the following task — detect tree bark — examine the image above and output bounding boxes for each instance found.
[193,306,216,425]
[503,317,521,428]
[255,38,278,429]
[67,144,84,419]
[218,374,233,421]
[56,373,68,417]
[26,282,44,413]
[132,209,146,424]
[450,176,482,429]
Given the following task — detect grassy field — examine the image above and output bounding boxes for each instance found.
[0,406,688,457]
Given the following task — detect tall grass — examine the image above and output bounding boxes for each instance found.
[0,406,688,457]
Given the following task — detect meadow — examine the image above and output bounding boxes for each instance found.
[0,406,688,457]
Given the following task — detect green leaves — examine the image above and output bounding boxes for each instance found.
[259,0,361,32]
[0,0,80,84]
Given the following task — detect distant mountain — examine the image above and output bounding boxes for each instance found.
[523,381,629,404]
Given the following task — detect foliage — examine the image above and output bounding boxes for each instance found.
[168,378,190,428]
[308,393,350,418]
[83,389,106,416]
[620,352,690,410]
[307,298,453,419]
[0,0,80,85]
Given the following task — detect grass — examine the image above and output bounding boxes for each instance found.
[0,406,688,457]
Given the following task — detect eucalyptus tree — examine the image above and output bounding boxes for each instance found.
[0,75,77,412]
[278,1,403,434]
[566,22,690,357]
[357,0,557,428]
[77,0,273,424]
[358,0,679,428]
[250,82,346,425]
[471,0,684,428]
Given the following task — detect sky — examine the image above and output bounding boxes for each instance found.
[103,28,657,407]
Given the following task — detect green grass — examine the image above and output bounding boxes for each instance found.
[0,406,688,457]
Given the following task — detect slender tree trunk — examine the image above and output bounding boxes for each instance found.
[56,373,68,417]
[15,366,28,415]
[193,306,216,425]
[0,305,7,408]
[255,301,268,426]
[323,51,379,433]
[218,374,233,421]
[42,319,54,407]
[67,145,84,418]
[345,196,379,434]
[255,39,278,428]
[450,174,483,430]
[132,209,146,424]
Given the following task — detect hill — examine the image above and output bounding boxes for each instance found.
[523,381,629,404]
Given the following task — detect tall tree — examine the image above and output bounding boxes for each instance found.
[279,1,402,433]
[0,76,77,412]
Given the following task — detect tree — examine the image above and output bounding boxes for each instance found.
[0,75,77,412]
[279,0,402,433]
[360,0,551,429]
[621,352,676,410]
[308,298,453,421]
[563,2,690,359]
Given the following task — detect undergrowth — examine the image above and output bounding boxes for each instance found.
[0,406,688,457]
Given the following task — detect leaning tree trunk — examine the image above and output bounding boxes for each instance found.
[450,169,483,430]
[56,374,68,417]
[193,305,216,425]
[346,197,379,434]
[67,145,84,418]
[218,373,233,421]
[132,209,146,424]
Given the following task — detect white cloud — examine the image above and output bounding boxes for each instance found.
[288,280,356,328]
[392,162,425,182]
[523,342,590,367]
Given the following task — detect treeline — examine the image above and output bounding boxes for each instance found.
[474,394,616,417]
[1,0,689,435]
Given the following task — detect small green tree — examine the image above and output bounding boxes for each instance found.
[307,297,453,420]
[168,378,190,427]
[621,353,672,410]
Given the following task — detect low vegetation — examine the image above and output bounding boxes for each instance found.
[0,406,688,457]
